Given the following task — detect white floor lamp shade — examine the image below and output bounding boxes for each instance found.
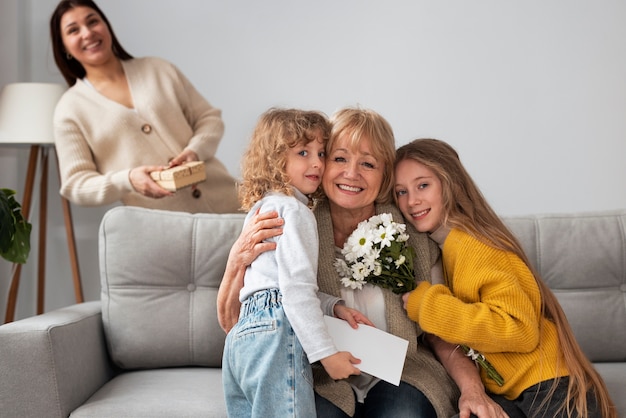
[0,82,66,144]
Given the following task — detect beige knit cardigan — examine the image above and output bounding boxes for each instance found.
[312,199,460,417]
[53,56,238,213]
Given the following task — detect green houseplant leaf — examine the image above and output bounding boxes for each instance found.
[0,188,32,264]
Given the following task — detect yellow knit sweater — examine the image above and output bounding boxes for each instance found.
[405,228,569,399]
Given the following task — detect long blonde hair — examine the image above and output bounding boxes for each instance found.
[395,138,616,418]
[238,108,330,211]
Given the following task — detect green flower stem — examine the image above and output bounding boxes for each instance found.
[460,345,504,387]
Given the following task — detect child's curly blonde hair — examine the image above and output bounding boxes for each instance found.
[238,108,330,211]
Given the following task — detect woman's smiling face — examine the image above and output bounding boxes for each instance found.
[60,6,114,68]
[322,133,384,211]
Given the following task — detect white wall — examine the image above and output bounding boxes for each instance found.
[2,0,626,320]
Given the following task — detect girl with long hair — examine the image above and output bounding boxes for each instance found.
[394,138,616,418]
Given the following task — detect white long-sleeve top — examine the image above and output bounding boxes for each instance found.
[53,56,238,213]
[239,190,338,363]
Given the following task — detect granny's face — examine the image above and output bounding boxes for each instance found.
[322,133,383,211]
[60,6,113,68]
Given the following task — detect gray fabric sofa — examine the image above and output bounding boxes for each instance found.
[1,206,625,417]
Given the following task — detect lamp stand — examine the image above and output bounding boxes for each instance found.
[4,145,84,323]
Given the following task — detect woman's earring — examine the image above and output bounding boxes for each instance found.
[66,52,72,60]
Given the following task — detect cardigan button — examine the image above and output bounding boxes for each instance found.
[192,189,201,199]
[141,124,152,134]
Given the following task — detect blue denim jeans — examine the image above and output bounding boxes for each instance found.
[315,380,436,418]
[222,288,315,418]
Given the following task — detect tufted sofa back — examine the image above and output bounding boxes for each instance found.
[504,210,626,362]
[99,207,626,369]
[99,206,245,369]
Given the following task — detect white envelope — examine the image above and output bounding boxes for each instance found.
[323,315,409,386]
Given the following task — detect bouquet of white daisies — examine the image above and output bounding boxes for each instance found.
[334,213,417,294]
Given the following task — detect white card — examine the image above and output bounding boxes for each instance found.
[323,315,409,386]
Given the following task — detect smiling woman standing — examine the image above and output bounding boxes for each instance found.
[48,0,238,213]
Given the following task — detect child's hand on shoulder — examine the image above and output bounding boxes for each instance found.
[402,291,414,310]
[320,352,361,380]
[333,304,374,329]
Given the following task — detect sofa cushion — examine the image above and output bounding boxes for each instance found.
[504,210,626,362]
[99,207,245,369]
[70,368,226,418]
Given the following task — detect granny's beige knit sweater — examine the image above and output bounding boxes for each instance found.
[53,56,238,213]
[312,200,460,417]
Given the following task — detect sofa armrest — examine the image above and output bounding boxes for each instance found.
[0,301,115,418]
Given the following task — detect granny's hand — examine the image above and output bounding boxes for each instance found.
[425,333,510,418]
[333,304,374,329]
[129,165,173,199]
[217,209,283,333]
[458,387,510,418]
[236,209,283,266]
